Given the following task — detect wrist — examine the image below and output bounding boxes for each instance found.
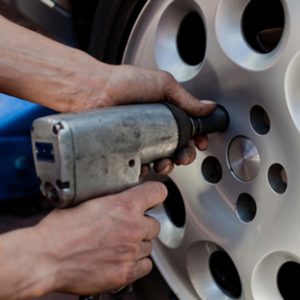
[0,227,59,299]
[0,16,112,113]
[28,226,60,297]
[31,47,113,113]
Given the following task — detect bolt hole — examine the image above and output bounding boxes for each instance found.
[268,163,287,194]
[128,159,135,167]
[177,12,206,66]
[236,193,257,223]
[163,178,185,228]
[277,262,300,300]
[242,0,285,53]
[209,250,242,298]
[202,156,222,184]
[250,105,270,135]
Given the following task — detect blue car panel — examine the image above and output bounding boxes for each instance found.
[0,94,54,201]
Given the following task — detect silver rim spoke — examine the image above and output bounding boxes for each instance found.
[123,0,300,299]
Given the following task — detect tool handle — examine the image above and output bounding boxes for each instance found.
[192,105,229,136]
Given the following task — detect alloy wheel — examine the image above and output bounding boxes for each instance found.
[122,0,300,299]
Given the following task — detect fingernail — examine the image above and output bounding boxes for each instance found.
[183,156,192,165]
[174,154,189,166]
[140,166,149,177]
[159,164,173,175]
[200,100,216,106]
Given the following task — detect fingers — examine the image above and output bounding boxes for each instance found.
[156,71,216,117]
[146,69,216,116]
[143,140,200,176]
[153,158,174,175]
[174,140,197,166]
[151,140,197,175]
[113,258,153,290]
[121,181,167,212]
[141,136,208,176]
[139,241,153,259]
[195,135,209,151]
[140,164,150,177]
[165,83,216,117]
[143,216,161,241]
[134,258,153,281]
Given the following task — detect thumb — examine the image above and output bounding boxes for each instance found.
[150,70,216,117]
[114,65,216,117]
[164,78,216,117]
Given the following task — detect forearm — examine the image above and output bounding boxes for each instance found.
[0,15,110,112]
[0,228,57,299]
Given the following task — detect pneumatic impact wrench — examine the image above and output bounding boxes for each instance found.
[31,103,229,298]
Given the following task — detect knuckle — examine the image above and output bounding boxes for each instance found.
[116,191,141,214]
[154,159,173,175]
[116,243,139,260]
[136,182,168,207]
[148,218,161,238]
[121,263,136,285]
[117,198,138,216]
[122,200,135,213]
[147,260,154,273]
[161,71,175,86]
[143,258,154,275]
[122,221,144,241]
[151,182,168,200]
[130,226,144,242]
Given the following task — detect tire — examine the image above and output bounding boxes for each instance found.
[89,0,147,64]
[89,1,300,300]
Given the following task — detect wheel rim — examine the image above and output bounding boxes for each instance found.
[122,0,300,299]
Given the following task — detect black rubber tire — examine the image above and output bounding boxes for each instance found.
[88,0,147,64]
[88,1,179,299]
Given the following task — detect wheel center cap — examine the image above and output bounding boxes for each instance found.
[228,137,260,182]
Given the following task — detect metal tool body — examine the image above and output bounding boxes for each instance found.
[31,103,228,207]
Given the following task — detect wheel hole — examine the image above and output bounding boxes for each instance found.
[209,250,242,298]
[202,156,222,184]
[277,262,300,299]
[268,163,287,194]
[163,178,185,228]
[250,105,270,135]
[177,12,206,66]
[236,193,257,223]
[242,0,285,53]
